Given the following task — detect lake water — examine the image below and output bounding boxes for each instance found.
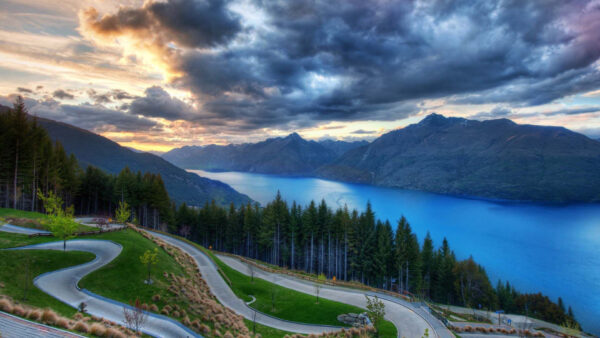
[191,170,600,334]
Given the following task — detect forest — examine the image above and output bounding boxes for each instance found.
[172,194,579,328]
[0,97,171,228]
[0,97,579,328]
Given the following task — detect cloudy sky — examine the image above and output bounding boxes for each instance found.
[2,0,600,152]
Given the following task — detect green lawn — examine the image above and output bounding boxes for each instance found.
[79,229,187,308]
[0,249,95,316]
[214,253,365,326]
[0,208,95,232]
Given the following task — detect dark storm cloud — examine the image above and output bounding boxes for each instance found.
[52,89,74,100]
[472,106,600,120]
[129,86,195,121]
[352,129,377,135]
[0,94,158,133]
[82,0,600,131]
[30,99,159,132]
[17,87,32,93]
[81,0,241,48]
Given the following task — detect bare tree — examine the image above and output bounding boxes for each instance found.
[248,263,255,282]
[315,283,322,304]
[123,299,148,334]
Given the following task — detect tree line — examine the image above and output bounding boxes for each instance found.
[0,97,579,328]
[173,192,579,328]
[0,97,171,228]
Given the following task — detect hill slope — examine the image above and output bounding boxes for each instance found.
[163,133,338,175]
[317,114,600,202]
[318,139,369,157]
[36,117,251,207]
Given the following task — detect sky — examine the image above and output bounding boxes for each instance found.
[1,0,600,152]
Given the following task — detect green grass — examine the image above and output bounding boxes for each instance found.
[0,231,56,249]
[214,253,364,326]
[0,208,95,232]
[79,229,187,307]
[0,249,95,316]
[162,232,398,337]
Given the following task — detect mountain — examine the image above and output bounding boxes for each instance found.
[35,116,251,207]
[163,133,338,175]
[318,139,370,157]
[317,114,600,202]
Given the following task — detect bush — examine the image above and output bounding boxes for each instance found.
[56,318,71,330]
[90,323,106,336]
[105,327,126,338]
[41,309,58,325]
[0,299,13,313]
[12,305,26,317]
[73,321,89,333]
[27,309,42,321]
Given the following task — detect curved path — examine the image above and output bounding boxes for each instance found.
[0,311,84,338]
[0,223,50,235]
[148,231,344,335]
[0,227,200,338]
[216,254,449,338]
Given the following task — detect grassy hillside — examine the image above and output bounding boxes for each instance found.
[0,249,95,316]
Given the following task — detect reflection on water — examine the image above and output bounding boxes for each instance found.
[191,170,600,334]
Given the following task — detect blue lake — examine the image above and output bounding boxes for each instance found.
[191,170,600,334]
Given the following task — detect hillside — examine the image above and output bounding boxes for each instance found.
[34,116,251,207]
[318,139,369,157]
[317,114,600,202]
[163,133,338,175]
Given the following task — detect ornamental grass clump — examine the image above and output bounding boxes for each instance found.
[73,320,89,333]
[41,309,58,325]
[90,323,106,336]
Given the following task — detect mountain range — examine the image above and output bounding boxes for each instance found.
[31,115,251,207]
[318,114,600,202]
[166,114,600,203]
[162,134,368,176]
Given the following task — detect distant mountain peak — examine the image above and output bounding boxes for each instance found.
[285,132,303,141]
[417,113,466,127]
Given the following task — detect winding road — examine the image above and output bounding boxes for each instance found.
[148,231,454,338]
[148,231,344,335]
[0,227,200,338]
[0,223,453,337]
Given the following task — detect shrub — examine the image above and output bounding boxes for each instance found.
[224,331,234,338]
[150,304,159,312]
[56,318,70,330]
[105,327,126,338]
[152,294,161,302]
[27,309,42,321]
[73,312,83,320]
[90,323,106,336]
[161,308,170,315]
[41,309,58,324]
[0,299,13,313]
[73,321,89,333]
[12,305,26,317]
[200,324,211,334]
[172,310,180,317]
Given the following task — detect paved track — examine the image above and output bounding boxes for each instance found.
[0,223,50,235]
[2,232,200,338]
[0,311,83,338]
[148,231,344,335]
[216,254,448,338]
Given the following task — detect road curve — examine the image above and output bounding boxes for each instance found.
[8,238,200,338]
[147,231,344,335]
[216,254,448,338]
[0,310,84,338]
